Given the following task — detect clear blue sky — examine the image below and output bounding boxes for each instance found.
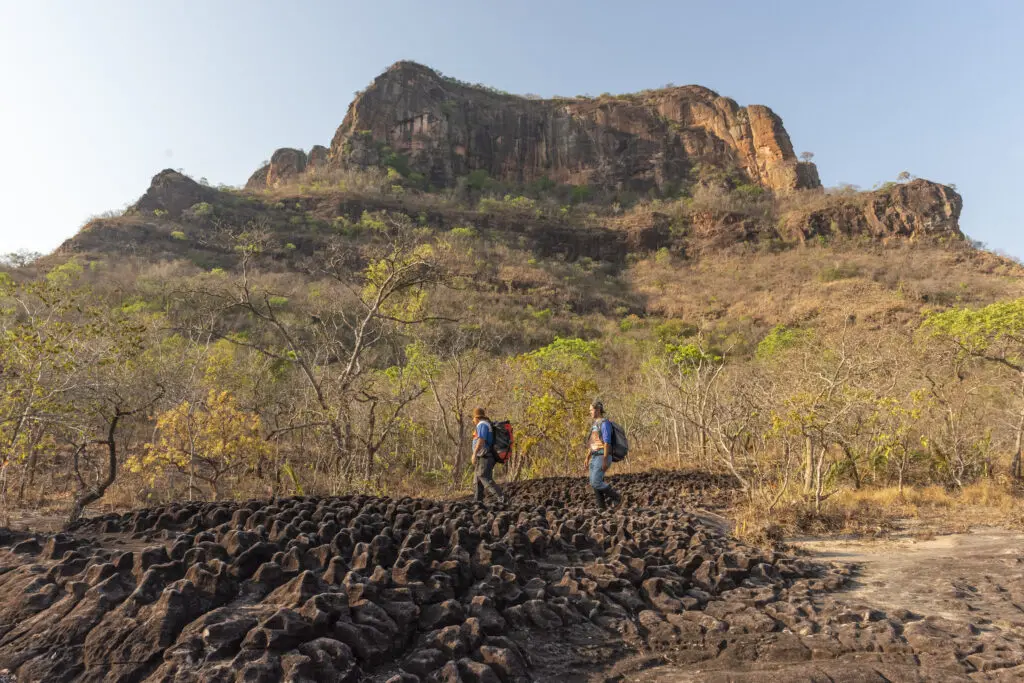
[1,1,1021,257]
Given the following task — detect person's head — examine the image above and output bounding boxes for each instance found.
[473,407,487,423]
[590,400,604,419]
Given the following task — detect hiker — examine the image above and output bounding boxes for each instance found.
[586,400,622,509]
[472,407,506,504]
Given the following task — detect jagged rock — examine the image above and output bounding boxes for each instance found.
[131,169,218,218]
[403,647,446,676]
[308,145,329,168]
[322,61,819,196]
[783,178,963,241]
[246,147,308,190]
[0,472,1018,681]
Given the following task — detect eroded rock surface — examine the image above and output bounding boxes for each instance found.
[0,471,1019,682]
[243,61,819,195]
[784,178,963,241]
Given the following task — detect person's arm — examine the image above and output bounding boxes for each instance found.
[601,420,614,471]
[585,428,594,468]
[472,422,488,462]
[472,423,483,463]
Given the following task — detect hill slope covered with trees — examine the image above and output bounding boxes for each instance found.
[2,63,1022,529]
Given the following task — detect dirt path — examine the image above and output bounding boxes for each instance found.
[791,527,1024,629]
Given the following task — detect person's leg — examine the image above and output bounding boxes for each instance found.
[594,488,606,510]
[589,452,610,491]
[604,484,621,505]
[474,458,486,502]
[480,456,504,502]
[601,457,621,504]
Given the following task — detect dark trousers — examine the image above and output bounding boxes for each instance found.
[474,454,503,502]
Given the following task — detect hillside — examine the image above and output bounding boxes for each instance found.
[6,61,1024,529]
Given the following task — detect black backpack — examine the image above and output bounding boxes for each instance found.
[490,420,514,464]
[607,420,629,462]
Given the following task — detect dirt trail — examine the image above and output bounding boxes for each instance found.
[792,527,1024,628]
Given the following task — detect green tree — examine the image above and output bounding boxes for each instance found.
[923,299,1024,479]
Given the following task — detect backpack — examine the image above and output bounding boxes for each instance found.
[607,420,629,462]
[490,420,514,464]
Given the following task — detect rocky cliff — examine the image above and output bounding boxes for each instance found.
[780,179,963,242]
[246,145,329,191]
[247,61,820,195]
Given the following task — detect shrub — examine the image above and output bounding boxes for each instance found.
[819,262,861,282]
[756,325,807,359]
[570,184,592,204]
[466,169,492,192]
[170,230,187,241]
[190,202,214,217]
[448,226,477,239]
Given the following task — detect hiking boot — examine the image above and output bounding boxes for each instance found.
[605,488,621,506]
[594,489,606,510]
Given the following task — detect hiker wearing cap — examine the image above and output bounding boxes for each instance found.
[472,407,506,504]
[586,400,622,510]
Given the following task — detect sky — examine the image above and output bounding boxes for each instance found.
[0,1,1022,257]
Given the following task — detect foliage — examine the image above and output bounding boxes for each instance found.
[922,298,1024,368]
[132,390,268,499]
[756,325,807,360]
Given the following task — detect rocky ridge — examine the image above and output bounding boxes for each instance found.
[0,471,1020,682]
[247,61,821,195]
[58,167,964,267]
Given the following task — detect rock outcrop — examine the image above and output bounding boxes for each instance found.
[3,471,1021,681]
[131,169,218,218]
[246,148,310,190]
[783,179,963,241]
[307,144,329,169]
[324,61,820,195]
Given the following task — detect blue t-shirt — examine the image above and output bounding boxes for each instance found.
[473,420,494,454]
[590,418,614,452]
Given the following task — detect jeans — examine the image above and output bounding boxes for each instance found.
[589,451,612,491]
[474,454,503,502]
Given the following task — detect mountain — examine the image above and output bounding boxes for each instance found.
[49,60,1007,345]
[247,60,820,195]
[12,61,1024,554]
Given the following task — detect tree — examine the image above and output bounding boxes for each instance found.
[0,262,163,522]
[508,337,599,478]
[179,213,446,489]
[645,338,725,471]
[407,327,493,477]
[799,151,815,163]
[921,299,1024,479]
[132,390,268,499]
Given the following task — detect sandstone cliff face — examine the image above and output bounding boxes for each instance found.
[784,179,963,241]
[320,61,819,195]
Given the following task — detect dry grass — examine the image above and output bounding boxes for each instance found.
[629,239,1024,334]
[734,481,1024,547]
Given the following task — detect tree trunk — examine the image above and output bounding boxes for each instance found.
[672,417,681,464]
[841,443,861,489]
[1014,372,1024,480]
[803,436,814,495]
[68,412,124,526]
[814,445,828,513]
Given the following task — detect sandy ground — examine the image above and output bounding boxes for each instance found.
[791,527,1024,629]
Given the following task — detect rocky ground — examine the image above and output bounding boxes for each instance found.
[0,471,1021,682]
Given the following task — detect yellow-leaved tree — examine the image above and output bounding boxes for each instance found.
[133,390,268,499]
